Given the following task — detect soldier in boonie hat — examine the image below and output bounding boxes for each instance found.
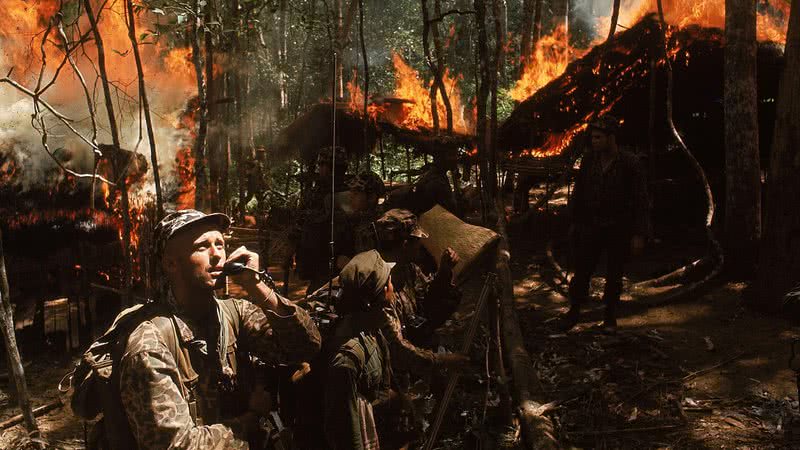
[154,209,231,257]
[374,208,429,244]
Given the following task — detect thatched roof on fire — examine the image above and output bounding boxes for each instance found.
[272,101,474,164]
[499,15,784,172]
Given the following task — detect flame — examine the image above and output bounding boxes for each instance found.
[345,70,384,120]
[0,158,18,185]
[512,0,789,104]
[510,24,588,102]
[174,147,196,210]
[391,53,471,134]
[518,124,589,159]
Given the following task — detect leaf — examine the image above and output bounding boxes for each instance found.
[139,33,149,42]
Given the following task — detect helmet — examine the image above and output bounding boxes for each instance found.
[317,146,348,167]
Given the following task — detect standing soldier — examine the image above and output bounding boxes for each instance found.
[119,210,321,449]
[293,146,351,294]
[560,116,651,333]
[348,171,387,255]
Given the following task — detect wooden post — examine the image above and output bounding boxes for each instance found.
[0,230,38,434]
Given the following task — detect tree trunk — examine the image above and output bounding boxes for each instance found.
[520,0,535,75]
[191,0,209,211]
[205,2,218,210]
[475,0,491,222]
[358,0,369,160]
[608,0,621,41]
[421,0,442,132]
[724,0,761,275]
[532,0,543,46]
[125,0,163,217]
[489,0,503,199]
[279,0,288,112]
[0,230,38,433]
[84,0,133,306]
[758,0,800,309]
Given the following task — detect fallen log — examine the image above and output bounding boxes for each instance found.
[0,399,63,430]
[495,199,558,449]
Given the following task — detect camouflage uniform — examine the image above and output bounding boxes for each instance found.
[324,251,393,450]
[119,210,321,450]
[409,166,457,215]
[293,147,350,290]
[348,171,387,255]
[373,210,461,374]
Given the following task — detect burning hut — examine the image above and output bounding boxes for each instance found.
[499,15,784,226]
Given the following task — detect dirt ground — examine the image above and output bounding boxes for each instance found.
[507,188,800,449]
[1,195,799,449]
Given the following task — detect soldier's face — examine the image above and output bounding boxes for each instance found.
[164,224,226,292]
[590,130,613,152]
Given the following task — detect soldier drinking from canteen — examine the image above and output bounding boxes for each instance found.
[118,209,321,449]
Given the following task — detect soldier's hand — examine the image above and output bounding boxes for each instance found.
[437,352,471,372]
[440,247,460,272]
[227,246,261,287]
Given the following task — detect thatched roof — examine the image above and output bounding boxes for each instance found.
[272,101,475,164]
[499,15,784,173]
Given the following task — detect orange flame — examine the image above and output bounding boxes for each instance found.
[512,0,789,104]
[510,24,588,102]
[346,70,384,120]
[391,53,472,134]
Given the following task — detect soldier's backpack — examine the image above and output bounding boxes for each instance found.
[68,299,241,450]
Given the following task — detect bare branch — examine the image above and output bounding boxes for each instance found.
[426,8,475,24]
[0,76,98,150]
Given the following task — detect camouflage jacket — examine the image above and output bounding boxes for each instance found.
[324,324,387,450]
[119,294,320,450]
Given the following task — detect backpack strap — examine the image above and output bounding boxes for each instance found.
[217,298,242,373]
[150,315,200,423]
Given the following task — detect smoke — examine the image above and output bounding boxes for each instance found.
[0,1,196,201]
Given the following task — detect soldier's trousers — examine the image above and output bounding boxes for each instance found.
[568,225,631,318]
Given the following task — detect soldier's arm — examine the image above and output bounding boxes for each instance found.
[236,293,322,365]
[119,327,249,450]
[324,359,366,450]
[379,306,437,374]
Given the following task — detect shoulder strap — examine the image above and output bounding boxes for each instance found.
[217,298,241,338]
[150,316,199,389]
